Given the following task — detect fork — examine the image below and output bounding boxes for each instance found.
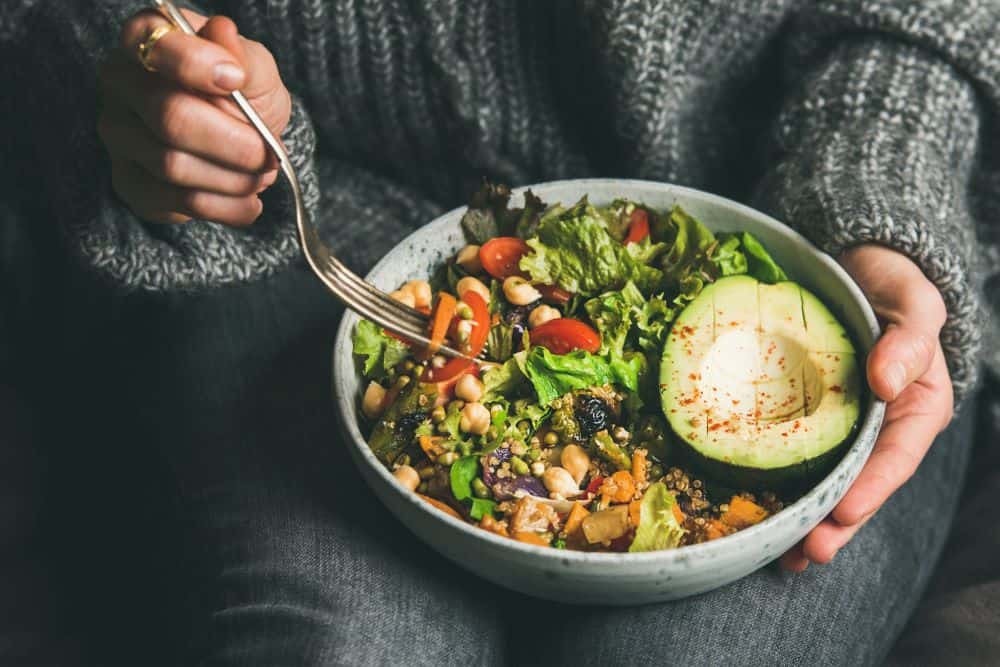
[153,0,473,361]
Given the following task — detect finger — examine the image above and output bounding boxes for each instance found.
[833,347,952,525]
[110,160,190,225]
[108,61,272,172]
[113,161,264,226]
[801,513,873,565]
[779,541,810,572]
[99,107,277,196]
[867,323,937,401]
[120,10,247,94]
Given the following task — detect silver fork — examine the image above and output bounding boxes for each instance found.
[153,0,472,360]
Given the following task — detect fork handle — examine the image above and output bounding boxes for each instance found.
[152,0,291,172]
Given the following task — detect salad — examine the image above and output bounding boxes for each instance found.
[352,184,861,552]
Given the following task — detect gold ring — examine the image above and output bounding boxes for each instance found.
[137,24,174,73]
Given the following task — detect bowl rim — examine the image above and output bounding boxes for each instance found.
[333,178,886,566]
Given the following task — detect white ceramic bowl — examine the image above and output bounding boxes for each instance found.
[332,179,885,605]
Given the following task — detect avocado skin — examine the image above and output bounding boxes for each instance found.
[671,420,860,493]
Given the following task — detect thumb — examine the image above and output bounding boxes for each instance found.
[867,323,937,401]
[197,16,247,70]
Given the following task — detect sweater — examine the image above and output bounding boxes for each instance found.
[1,0,997,402]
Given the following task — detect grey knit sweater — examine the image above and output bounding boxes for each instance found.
[1,0,997,402]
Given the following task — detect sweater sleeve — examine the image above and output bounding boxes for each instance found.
[754,1,998,403]
[2,0,318,292]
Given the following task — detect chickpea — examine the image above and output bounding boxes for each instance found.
[455,319,474,344]
[528,304,561,329]
[393,464,420,491]
[560,444,591,485]
[455,276,490,303]
[530,461,546,477]
[543,466,580,498]
[503,276,541,306]
[459,402,491,435]
[455,245,483,274]
[389,289,417,308]
[455,374,485,403]
[431,354,447,369]
[402,279,432,309]
[361,381,386,419]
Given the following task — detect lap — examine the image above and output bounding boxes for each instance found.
[88,243,975,666]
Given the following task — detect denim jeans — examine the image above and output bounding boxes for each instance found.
[24,253,963,667]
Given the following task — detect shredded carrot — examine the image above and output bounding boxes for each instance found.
[421,292,457,358]
[563,502,590,537]
[418,494,462,520]
[705,518,733,541]
[601,470,636,504]
[479,514,509,537]
[672,502,685,525]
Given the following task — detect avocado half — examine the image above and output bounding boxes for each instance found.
[660,275,861,490]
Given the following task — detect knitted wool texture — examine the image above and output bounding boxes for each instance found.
[2,0,997,401]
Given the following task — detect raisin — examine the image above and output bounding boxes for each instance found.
[395,411,428,436]
[575,395,612,439]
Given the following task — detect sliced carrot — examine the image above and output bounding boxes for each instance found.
[705,518,733,541]
[419,291,457,359]
[672,502,685,525]
[512,531,550,547]
[720,496,769,530]
[479,514,509,537]
[418,494,462,520]
[628,499,642,528]
[601,470,636,504]
[563,502,591,537]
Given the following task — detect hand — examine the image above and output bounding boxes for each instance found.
[98,9,291,226]
[781,244,954,571]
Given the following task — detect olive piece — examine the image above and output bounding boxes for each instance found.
[574,395,612,439]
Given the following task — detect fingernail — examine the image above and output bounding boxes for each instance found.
[256,171,278,193]
[213,63,245,90]
[884,361,907,397]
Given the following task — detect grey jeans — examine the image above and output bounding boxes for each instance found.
[46,256,965,667]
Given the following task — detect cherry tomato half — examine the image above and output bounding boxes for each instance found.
[479,237,531,279]
[625,208,650,245]
[529,318,601,355]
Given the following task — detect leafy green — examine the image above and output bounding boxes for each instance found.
[607,351,645,394]
[460,182,515,243]
[482,352,530,402]
[710,233,748,277]
[352,320,410,380]
[485,322,528,362]
[626,236,668,264]
[519,199,663,295]
[629,482,686,552]
[740,231,788,283]
[654,206,717,289]
[450,455,496,520]
[514,190,547,239]
[521,347,616,406]
[584,281,673,358]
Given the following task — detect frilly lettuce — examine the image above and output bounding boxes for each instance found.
[629,482,686,552]
[352,320,409,380]
[519,199,663,296]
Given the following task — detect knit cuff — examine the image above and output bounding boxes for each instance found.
[755,38,985,402]
[74,95,317,292]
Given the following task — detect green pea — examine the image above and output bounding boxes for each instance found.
[511,457,530,476]
[437,452,459,466]
[543,432,559,446]
[472,478,490,499]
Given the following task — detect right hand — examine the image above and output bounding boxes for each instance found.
[98,9,291,226]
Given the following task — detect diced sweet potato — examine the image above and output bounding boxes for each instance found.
[721,496,769,530]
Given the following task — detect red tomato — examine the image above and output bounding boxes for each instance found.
[479,237,531,279]
[586,476,605,495]
[625,209,650,245]
[529,318,601,354]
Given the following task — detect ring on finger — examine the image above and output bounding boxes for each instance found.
[137,24,174,73]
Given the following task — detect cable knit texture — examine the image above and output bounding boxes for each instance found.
[1,0,997,402]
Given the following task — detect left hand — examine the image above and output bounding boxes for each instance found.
[781,244,954,571]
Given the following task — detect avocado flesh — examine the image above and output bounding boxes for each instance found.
[660,276,861,489]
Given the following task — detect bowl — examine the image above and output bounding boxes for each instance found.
[332,179,885,605]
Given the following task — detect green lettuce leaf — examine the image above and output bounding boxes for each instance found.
[655,206,717,288]
[521,347,616,406]
[740,231,788,283]
[352,319,410,380]
[710,233,748,277]
[629,482,686,552]
[450,455,496,520]
[482,351,530,402]
[519,200,663,295]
